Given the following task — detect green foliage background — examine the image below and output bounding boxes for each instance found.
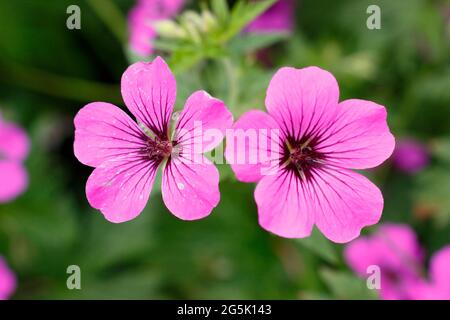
[0,0,449,299]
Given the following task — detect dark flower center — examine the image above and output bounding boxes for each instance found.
[281,135,325,180]
[142,138,173,163]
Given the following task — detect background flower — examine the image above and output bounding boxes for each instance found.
[0,256,16,300]
[246,0,295,34]
[128,0,184,56]
[0,115,29,203]
[392,138,429,174]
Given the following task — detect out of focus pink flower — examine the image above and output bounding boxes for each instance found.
[128,0,184,57]
[0,114,30,203]
[246,0,295,34]
[345,224,423,299]
[345,223,450,300]
[0,256,16,300]
[392,138,429,174]
[410,246,450,300]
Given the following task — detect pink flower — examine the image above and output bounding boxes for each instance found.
[344,224,424,299]
[74,57,233,223]
[0,256,16,300]
[0,114,29,203]
[225,66,395,243]
[128,0,184,57]
[410,246,450,300]
[345,223,450,300]
[246,0,295,34]
[392,138,429,174]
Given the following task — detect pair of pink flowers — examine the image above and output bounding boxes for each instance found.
[0,114,29,203]
[74,56,395,244]
[345,223,450,300]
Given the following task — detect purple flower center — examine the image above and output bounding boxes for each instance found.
[142,137,173,163]
[281,135,325,180]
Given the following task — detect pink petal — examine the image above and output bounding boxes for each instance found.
[265,66,339,140]
[174,90,233,154]
[316,99,395,169]
[344,238,379,276]
[254,171,314,238]
[0,120,29,162]
[0,257,16,300]
[312,168,383,243]
[225,110,282,183]
[0,160,28,203]
[430,245,450,296]
[161,156,220,220]
[373,224,423,275]
[246,0,295,34]
[74,102,148,167]
[121,56,176,137]
[86,156,158,223]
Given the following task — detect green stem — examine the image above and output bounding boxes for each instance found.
[0,62,121,104]
[221,58,238,108]
[86,0,127,45]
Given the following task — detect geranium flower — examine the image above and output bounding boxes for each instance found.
[74,57,233,222]
[225,66,395,242]
[128,0,184,57]
[345,223,450,300]
[0,114,29,203]
[406,246,450,300]
[344,224,423,299]
[0,256,16,300]
[392,138,429,174]
[246,0,295,34]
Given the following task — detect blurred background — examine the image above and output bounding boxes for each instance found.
[0,0,449,299]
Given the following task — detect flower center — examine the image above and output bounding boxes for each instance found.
[143,138,173,162]
[281,135,325,180]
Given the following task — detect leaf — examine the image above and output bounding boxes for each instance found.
[297,228,339,265]
[320,269,378,300]
[229,33,288,54]
[211,0,229,24]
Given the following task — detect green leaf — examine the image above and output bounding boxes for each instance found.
[229,33,288,53]
[211,0,229,24]
[297,228,339,265]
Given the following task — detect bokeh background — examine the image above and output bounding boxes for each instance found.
[0,0,449,299]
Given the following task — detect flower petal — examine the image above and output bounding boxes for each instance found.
[225,110,282,183]
[74,102,148,167]
[86,156,158,223]
[265,66,339,140]
[344,237,378,276]
[0,257,16,300]
[174,90,233,154]
[254,170,314,238]
[373,224,423,274]
[121,56,176,138]
[430,245,450,293]
[162,155,220,220]
[0,120,29,161]
[316,99,395,169]
[311,167,383,243]
[0,160,28,203]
